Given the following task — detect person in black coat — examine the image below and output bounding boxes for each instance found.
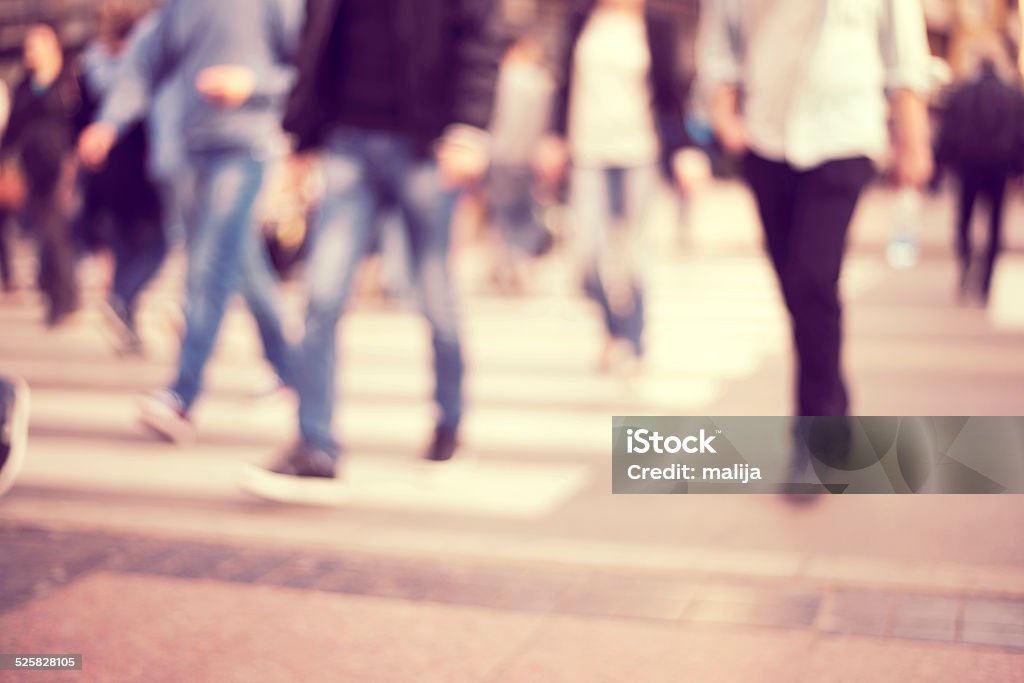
[937,55,1024,304]
[534,0,706,371]
[244,0,504,496]
[76,4,165,353]
[0,24,81,326]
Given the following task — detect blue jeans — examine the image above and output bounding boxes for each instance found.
[171,149,292,411]
[571,165,658,356]
[298,128,463,458]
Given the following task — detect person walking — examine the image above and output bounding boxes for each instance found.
[76,2,167,354]
[699,0,934,480]
[0,24,81,326]
[0,375,29,500]
[243,0,503,501]
[0,79,15,294]
[535,0,707,372]
[78,0,303,444]
[937,53,1024,304]
[486,33,556,293]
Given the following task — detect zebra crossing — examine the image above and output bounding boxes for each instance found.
[0,232,821,521]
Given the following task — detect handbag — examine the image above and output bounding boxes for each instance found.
[0,160,26,211]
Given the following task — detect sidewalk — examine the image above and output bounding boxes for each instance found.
[1,525,1022,683]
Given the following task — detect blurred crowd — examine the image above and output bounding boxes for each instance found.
[0,0,1022,502]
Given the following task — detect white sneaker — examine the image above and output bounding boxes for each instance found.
[138,390,196,445]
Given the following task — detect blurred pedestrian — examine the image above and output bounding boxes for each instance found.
[536,0,707,372]
[700,0,933,480]
[76,2,166,354]
[78,0,303,444]
[486,32,555,293]
[937,52,1024,304]
[0,79,14,294]
[0,375,29,500]
[0,24,81,326]
[243,0,503,500]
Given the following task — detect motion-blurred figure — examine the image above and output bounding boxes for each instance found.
[77,2,166,354]
[937,54,1024,304]
[244,0,502,500]
[700,0,933,480]
[0,80,12,293]
[701,0,934,413]
[78,0,302,443]
[0,24,81,326]
[0,375,29,500]
[536,0,704,372]
[486,32,555,293]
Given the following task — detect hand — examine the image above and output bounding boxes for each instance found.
[77,121,118,168]
[533,134,570,187]
[895,141,934,188]
[671,148,712,194]
[714,114,747,156]
[436,139,488,189]
[286,152,324,203]
[196,65,256,109]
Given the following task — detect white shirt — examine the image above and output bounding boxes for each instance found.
[699,0,932,169]
[568,8,660,168]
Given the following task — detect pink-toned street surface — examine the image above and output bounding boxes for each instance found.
[1,573,1022,683]
[1,185,1022,681]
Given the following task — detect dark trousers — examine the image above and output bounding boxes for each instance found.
[956,164,1010,300]
[28,187,78,324]
[743,153,874,416]
[0,211,12,291]
[109,213,167,325]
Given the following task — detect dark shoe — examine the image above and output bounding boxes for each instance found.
[268,443,337,478]
[45,305,76,329]
[0,377,29,499]
[241,443,347,506]
[424,424,458,462]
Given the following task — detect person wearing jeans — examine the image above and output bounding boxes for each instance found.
[242,0,502,500]
[78,0,302,444]
[168,149,271,416]
[296,130,463,460]
[535,0,706,372]
[573,164,659,360]
[699,0,934,484]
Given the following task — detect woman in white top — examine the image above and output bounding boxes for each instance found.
[536,0,705,370]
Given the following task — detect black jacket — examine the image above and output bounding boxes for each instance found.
[75,73,162,226]
[551,0,693,174]
[283,0,504,155]
[0,67,81,192]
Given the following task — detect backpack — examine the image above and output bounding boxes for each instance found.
[939,70,1024,168]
